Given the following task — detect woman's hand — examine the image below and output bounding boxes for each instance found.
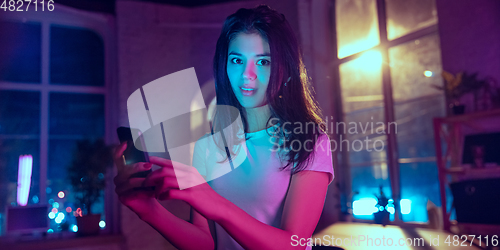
[113,143,159,217]
[143,156,225,221]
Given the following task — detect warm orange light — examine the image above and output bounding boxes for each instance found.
[51,208,58,213]
[350,50,383,73]
[66,207,72,213]
[338,24,380,58]
[57,191,65,198]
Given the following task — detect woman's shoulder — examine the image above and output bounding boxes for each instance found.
[313,132,331,157]
[300,131,334,184]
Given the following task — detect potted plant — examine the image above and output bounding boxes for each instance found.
[433,71,487,115]
[67,139,112,236]
[373,185,390,226]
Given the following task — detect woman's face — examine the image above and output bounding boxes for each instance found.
[227,32,271,108]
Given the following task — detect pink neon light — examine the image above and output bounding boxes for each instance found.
[17,155,33,206]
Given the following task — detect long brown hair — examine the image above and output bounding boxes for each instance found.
[212,5,326,173]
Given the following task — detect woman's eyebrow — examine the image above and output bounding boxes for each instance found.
[228,51,271,57]
[228,51,242,56]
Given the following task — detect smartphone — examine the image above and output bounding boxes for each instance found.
[116,127,152,178]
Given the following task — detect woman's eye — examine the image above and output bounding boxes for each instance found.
[230,58,243,64]
[257,59,271,66]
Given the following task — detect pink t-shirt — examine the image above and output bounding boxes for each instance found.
[193,126,334,250]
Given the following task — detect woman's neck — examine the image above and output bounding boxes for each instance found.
[245,105,271,133]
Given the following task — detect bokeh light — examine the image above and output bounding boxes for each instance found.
[74,208,83,217]
[57,212,65,219]
[353,198,378,215]
[32,195,39,204]
[55,212,65,224]
[401,199,412,214]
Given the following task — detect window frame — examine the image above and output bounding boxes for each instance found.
[0,3,119,236]
[330,0,440,225]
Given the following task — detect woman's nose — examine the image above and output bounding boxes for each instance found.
[242,62,256,81]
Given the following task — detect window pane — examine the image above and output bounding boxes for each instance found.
[386,0,438,40]
[49,93,105,136]
[389,34,444,222]
[50,25,105,86]
[0,90,40,135]
[351,166,392,220]
[389,35,444,158]
[48,93,105,232]
[48,139,79,188]
[0,139,41,235]
[47,139,105,231]
[0,21,41,83]
[336,0,380,58]
[339,52,387,164]
[400,162,440,222]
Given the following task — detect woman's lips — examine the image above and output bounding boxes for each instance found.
[240,87,256,96]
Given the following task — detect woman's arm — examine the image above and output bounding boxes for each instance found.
[113,143,214,250]
[215,170,330,250]
[139,204,214,250]
[144,155,330,250]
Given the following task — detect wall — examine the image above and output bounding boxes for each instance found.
[436,0,500,112]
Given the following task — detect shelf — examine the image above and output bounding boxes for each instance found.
[435,109,500,123]
[445,167,500,180]
[433,109,500,232]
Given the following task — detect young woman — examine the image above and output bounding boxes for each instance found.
[113,5,334,250]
